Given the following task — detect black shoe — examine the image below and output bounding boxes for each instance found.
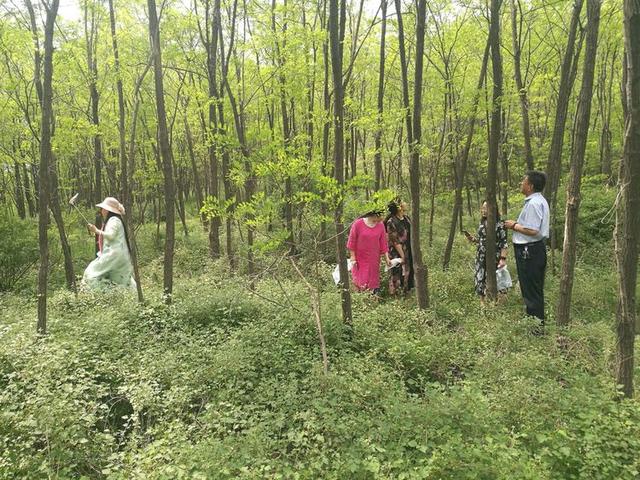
[530,319,545,336]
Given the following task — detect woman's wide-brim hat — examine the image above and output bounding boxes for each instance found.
[96,197,125,215]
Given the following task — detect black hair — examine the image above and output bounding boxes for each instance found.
[384,201,399,225]
[105,211,132,254]
[525,170,546,192]
[360,210,384,219]
[481,201,501,222]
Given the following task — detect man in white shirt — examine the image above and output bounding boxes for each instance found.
[504,171,550,327]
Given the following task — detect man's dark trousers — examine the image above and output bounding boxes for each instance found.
[514,241,547,321]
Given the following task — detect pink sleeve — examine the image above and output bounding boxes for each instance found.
[379,224,389,254]
[346,219,358,251]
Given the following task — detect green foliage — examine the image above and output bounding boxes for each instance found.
[1,233,639,479]
[0,215,38,291]
[200,195,236,221]
[555,175,617,248]
[344,188,399,221]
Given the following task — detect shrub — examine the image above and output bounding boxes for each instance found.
[554,175,617,249]
[0,215,38,291]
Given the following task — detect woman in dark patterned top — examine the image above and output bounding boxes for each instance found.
[385,201,414,295]
[465,201,508,301]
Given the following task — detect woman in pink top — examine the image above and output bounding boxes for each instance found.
[347,210,391,294]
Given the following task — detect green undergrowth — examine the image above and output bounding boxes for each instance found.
[1,254,639,479]
[0,186,638,478]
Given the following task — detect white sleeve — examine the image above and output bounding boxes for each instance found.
[102,217,122,241]
[518,202,542,231]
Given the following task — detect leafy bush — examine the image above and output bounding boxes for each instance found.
[0,215,38,291]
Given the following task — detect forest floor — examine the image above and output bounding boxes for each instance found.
[1,200,639,479]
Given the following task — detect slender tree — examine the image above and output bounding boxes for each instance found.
[373,0,387,191]
[24,0,76,292]
[147,0,176,303]
[222,0,256,274]
[197,0,222,257]
[396,0,429,308]
[597,45,617,183]
[272,0,296,256]
[84,0,104,204]
[36,0,59,333]
[556,0,601,327]
[543,0,584,203]
[510,0,534,171]
[23,162,36,218]
[442,39,490,270]
[217,0,238,266]
[13,156,26,219]
[109,0,143,302]
[183,102,205,224]
[485,0,503,302]
[615,0,640,398]
[329,0,353,326]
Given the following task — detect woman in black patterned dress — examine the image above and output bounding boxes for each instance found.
[465,201,508,301]
[385,201,414,295]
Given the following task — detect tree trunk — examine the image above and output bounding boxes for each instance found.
[510,0,534,170]
[349,108,357,178]
[37,0,59,334]
[175,163,189,236]
[556,0,601,327]
[272,0,296,256]
[320,0,330,250]
[543,0,584,204]
[396,0,429,308]
[373,0,387,190]
[183,112,205,225]
[442,39,490,270]
[84,0,103,204]
[500,107,511,216]
[485,0,503,302]
[216,0,237,267]
[23,163,36,217]
[49,165,76,291]
[546,1,584,276]
[222,0,255,274]
[329,0,353,326]
[615,0,640,398]
[428,88,450,247]
[599,46,617,184]
[24,0,43,107]
[304,7,316,167]
[206,0,222,258]
[410,0,429,309]
[147,0,176,303]
[108,0,143,302]
[127,65,151,234]
[26,0,75,292]
[14,159,26,219]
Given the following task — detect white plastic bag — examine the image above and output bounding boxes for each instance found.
[385,257,403,272]
[496,265,513,291]
[332,259,354,285]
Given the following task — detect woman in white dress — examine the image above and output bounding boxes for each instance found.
[82,197,136,291]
